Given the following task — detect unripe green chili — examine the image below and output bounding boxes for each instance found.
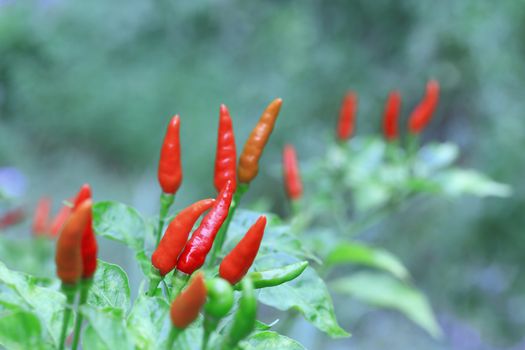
[238,98,282,183]
[203,278,234,349]
[234,261,308,290]
[221,278,257,350]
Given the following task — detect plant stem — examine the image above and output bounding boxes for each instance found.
[162,279,171,302]
[171,271,189,300]
[58,283,77,350]
[166,328,180,350]
[71,279,92,350]
[156,193,175,246]
[147,266,163,297]
[207,184,248,267]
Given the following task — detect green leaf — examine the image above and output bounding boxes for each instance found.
[88,260,130,311]
[255,255,349,338]
[416,142,459,175]
[331,272,441,338]
[81,306,133,350]
[0,306,46,350]
[254,319,279,331]
[325,242,410,280]
[244,331,306,350]
[0,261,64,347]
[126,295,170,350]
[434,169,511,198]
[93,201,146,251]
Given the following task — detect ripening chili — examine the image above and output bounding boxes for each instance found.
[158,115,182,194]
[32,197,51,235]
[219,216,266,285]
[408,80,440,134]
[204,277,234,318]
[152,198,215,276]
[282,145,302,200]
[337,91,357,141]
[214,104,237,193]
[55,199,91,285]
[73,184,98,279]
[221,278,256,350]
[383,90,402,141]
[176,181,234,274]
[238,98,283,183]
[170,272,207,329]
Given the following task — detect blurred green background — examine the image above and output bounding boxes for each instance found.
[0,1,523,349]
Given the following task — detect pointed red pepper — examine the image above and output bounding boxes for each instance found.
[219,216,266,285]
[282,145,302,200]
[158,115,183,194]
[214,104,237,193]
[170,272,207,329]
[32,197,51,236]
[408,80,440,134]
[152,198,215,276]
[73,184,98,279]
[176,181,234,274]
[336,91,358,141]
[383,90,402,141]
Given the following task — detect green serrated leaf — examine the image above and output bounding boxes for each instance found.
[88,260,130,311]
[81,306,133,350]
[331,272,441,338]
[126,295,170,350]
[325,242,409,280]
[244,331,306,349]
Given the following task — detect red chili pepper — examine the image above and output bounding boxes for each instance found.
[238,98,283,184]
[158,115,183,194]
[383,90,402,141]
[214,104,237,193]
[337,91,357,141]
[408,80,440,134]
[0,208,24,230]
[32,197,52,236]
[282,145,302,200]
[49,202,72,237]
[170,272,207,329]
[73,184,98,279]
[219,216,266,285]
[152,198,215,276]
[177,181,234,274]
[55,199,91,285]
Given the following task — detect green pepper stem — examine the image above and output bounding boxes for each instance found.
[71,279,92,350]
[166,327,181,350]
[207,184,248,267]
[58,283,78,350]
[156,193,175,246]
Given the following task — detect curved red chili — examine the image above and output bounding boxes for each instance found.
[152,198,215,276]
[219,216,266,285]
[176,181,234,274]
[214,104,237,193]
[50,204,72,237]
[383,90,402,141]
[32,197,51,235]
[158,115,183,194]
[337,91,357,141]
[408,80,440,134]
[282,145,302,200]
[170,272,207,329]
[73,184,98,279]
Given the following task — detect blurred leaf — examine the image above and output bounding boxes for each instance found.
[0,236,55,278]
[82,306,133,350]
[126,295,170,350]
[88,260,130,311]
[245,331,306,349]
[0,305,45,350]
[325,242,410,280]
[416,142,459,176]
[434,169,511,197]
[331,272,441,338]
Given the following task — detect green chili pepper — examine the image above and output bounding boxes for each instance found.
[234,261,308,290]
[203,278,234,350]
[221,278,257,350]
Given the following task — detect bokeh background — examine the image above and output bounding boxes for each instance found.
[0,1,523,349]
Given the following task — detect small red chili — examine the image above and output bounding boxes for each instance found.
[158,115,183,194]
[383,90,402,141]
[73,184,98,279]
[49,202,72,237]
[214,104,237,193]
[282,145,302,200]
[170,272,207,329]
[32,197,51,236]
[219,216,266,285]
[408,80,440,134]
[176,181,234,274]
[337,91,357,141]
[152,198,215,276]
